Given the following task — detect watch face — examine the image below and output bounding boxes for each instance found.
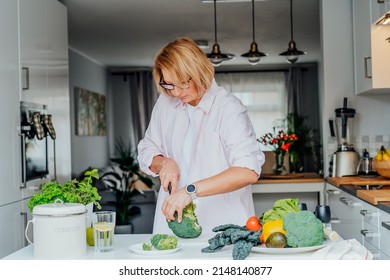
[187,184,196,193]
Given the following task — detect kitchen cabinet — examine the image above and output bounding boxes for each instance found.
[352,0,390,95]
[380,209,390,259]
[325,183,363,243]
[0,0,69,259]
[19,0,72,185]
[360,201,381,259]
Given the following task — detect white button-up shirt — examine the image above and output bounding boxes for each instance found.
[137,79,265,235]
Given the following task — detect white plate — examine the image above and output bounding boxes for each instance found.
[129,243,182,255]
[251,240,330,255]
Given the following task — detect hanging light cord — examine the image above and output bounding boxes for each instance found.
[214,0,218,43]
[290,0,294,40]
[251,0,255,42]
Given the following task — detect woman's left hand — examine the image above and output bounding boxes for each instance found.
[161,189,191,222]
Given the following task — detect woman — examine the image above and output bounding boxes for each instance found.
[137,37,264,235]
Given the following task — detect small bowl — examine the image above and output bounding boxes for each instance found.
[373,160,390,178]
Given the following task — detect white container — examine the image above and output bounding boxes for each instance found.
[25,199,87,259]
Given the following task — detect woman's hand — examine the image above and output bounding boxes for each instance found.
[161,189,192,222]
[158,157,180,194]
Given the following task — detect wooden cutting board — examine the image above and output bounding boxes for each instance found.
[327,176,390,187]
[356,190,390,205]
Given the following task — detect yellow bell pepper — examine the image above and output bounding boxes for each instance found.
[260,219,286,243]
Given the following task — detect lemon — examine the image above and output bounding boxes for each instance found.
[86,226,94,246]
[93,222,115,232]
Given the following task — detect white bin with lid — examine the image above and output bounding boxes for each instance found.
[25,199,87,259]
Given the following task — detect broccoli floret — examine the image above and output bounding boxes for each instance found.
[149,234,178,250]
[150,234,169,248]
[155,236,178,250]
[283,210,324,248]
[167,202,202,238]
[142,243,152,251]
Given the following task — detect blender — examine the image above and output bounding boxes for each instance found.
[329,98,359,177]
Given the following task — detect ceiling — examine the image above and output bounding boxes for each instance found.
[59,0,320,68]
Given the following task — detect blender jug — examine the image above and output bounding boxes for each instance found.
[334,98,356,151]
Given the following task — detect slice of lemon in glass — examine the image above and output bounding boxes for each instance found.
[93,222,115,232]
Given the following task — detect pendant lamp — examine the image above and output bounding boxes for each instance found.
[279,0,306,64]
[241,0,267,65]
[207,0,235,66]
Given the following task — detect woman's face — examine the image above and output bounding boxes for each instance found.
[161,70,201,106]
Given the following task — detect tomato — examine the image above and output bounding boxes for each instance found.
[245,216,262,232]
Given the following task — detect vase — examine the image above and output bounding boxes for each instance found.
[273,152,287,175]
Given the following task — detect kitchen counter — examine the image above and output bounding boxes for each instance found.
[3,233,335,260]
[326,176,390,214]
[253,172,325,205]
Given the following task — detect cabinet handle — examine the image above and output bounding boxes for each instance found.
[377,0,384,3]
[20,212,28,247]
[330,217,341,224]
[364,57,372,79]
[382,221,390,231]
[327,189,340,195]
[360,229,380,238]
[340,197,361,207]
[22,67,29,90]
[360,209,378,218]
[20,133,27,189]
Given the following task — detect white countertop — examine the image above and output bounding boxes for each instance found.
[3,233,333,260]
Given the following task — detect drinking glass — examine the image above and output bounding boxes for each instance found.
[314,205,331,224]
[92,211,116,253]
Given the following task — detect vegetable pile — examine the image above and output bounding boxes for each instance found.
[167,202,202,238]
[201,224,262,260]
[258,198,325,248]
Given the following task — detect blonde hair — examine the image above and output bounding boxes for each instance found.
[153,37,215,96]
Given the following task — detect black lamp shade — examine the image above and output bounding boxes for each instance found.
[279,40,306,64]
[241,42,267,65]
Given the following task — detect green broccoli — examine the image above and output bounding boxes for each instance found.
[283,210,324,248]
[167,202,202,238]
[150,234,178,250]
[142,243,152,251]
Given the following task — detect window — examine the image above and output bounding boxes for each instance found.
[215,71,287,151]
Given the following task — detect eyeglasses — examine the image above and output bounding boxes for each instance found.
[159,77,192,91]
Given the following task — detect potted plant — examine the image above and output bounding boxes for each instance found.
[27,169,102,212]
[100,138,154,231]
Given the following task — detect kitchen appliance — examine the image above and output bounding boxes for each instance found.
[25,199,87,259]
[329,98,359,177]
[20,101,57,188]
[357,148,377,177]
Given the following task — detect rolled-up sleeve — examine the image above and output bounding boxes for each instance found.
[137,98,164,177]
[220,98,265,176]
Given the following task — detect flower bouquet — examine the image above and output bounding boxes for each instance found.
[258,129,298,175]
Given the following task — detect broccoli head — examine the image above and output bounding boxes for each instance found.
[142,243,152,251]
[283,210,324,247]
[150,234,178,250]
[167,202,202,238]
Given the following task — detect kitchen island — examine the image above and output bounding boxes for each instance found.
[252,173,325,214]
[4,233,342,260]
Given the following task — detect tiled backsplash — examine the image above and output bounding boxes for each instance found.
[327,135,390,159]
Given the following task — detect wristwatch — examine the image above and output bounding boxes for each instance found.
[185,184,198,201]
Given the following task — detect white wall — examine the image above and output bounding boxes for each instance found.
[320,0,390,175]
[68,49,110,176]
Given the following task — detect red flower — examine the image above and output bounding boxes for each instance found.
[257,129,298,154]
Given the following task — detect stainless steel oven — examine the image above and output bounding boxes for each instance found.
[20,101,51,188]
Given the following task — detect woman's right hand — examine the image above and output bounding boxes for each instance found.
[158,157,180,194]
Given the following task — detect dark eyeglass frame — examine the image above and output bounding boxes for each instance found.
[159,76,192,91]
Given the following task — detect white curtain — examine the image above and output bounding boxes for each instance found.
[215,71,288,150]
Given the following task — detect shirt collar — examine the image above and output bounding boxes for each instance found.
[172,78,218,114]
